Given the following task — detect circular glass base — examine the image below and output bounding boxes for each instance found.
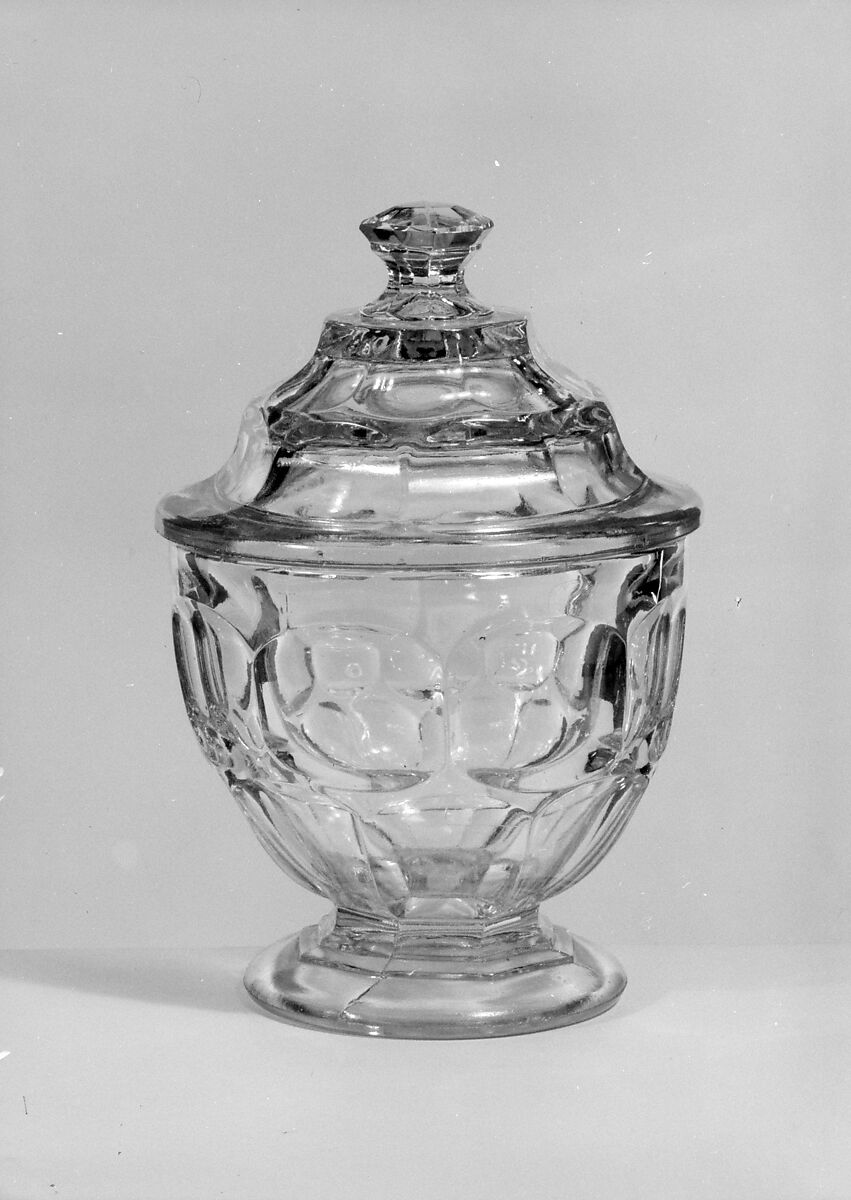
[244,922,626,1039]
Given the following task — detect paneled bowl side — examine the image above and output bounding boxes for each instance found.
[171,541,687,925]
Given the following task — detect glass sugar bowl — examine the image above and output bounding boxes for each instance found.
[157,204,701,1038]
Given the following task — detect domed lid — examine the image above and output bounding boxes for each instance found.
[157,203,700,570]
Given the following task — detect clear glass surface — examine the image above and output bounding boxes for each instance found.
[157,203,701,1037]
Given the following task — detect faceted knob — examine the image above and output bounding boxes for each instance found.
[359,203,494,320]
[361,203,493,268]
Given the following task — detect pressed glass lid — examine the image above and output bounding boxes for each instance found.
[157,203,701,569]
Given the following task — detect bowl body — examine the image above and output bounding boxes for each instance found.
[173,540,686,927]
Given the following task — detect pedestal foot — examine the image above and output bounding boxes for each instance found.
[244,915,626,1039]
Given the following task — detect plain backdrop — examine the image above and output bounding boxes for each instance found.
[2,0,848,951]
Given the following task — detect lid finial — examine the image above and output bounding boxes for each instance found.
[359,203,494,322]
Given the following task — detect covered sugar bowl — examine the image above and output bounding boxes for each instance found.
[157,203,701,1038]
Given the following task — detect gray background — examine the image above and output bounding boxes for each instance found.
[2,0,848,951]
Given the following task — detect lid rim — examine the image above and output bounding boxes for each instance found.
[157,493,701,566]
